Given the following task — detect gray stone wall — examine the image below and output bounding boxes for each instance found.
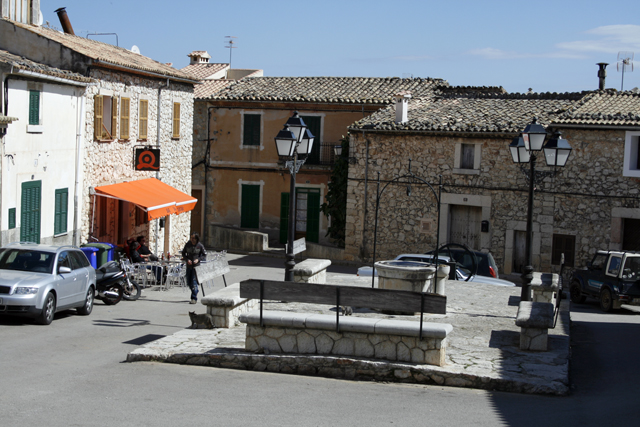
[345,128,640,274]
[81,69,194,254]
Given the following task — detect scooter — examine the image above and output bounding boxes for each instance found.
[94,261,132,305]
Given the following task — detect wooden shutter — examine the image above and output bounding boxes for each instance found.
[54,188,68,235]
[8,208,16,229]
[139,99,148,139]
[94,95,103,140]
[20,180,42,243]
[241,185,260,229]
[243,114,261,146]
[29,90,40,125]
[172,102,180,138]
[461,144,474,169]
[111,97,118,139]
[306,191,320,243]
[279,192,290,244]
[120,97,130,139]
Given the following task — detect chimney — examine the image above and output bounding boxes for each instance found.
[54,7,75,35]
[395,92,412,124]
[597,62,609,90]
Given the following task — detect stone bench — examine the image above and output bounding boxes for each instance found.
[292,258,331,284]
[530,272,560,304]
[201,283,257,328]
[515,301,555,351]
[240,310,452,366]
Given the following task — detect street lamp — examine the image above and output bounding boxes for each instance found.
[509,118,572,301]
[274,112,314,281]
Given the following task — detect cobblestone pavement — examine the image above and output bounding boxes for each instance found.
[128,274,570,395]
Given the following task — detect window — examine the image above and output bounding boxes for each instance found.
[454,142,480,174]
[623,131,640,177]
[94,94,116,140]
[461,144,475,169]
[139,99,148,140]
[8,208,16,229]
[120,97,130,139]
[29,90,40,125]
[607,256,622,276]
[172,102,180,138]
[243,114,261,146]
[54,188,68,235]
[552,234,575,267]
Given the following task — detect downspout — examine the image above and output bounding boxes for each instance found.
[203,106,214,245]
[73,91,87,246]
[155,77,169,255]
[363,133,370,259]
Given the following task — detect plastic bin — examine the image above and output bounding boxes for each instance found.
[80,247,99,269]
[82,242,116,268]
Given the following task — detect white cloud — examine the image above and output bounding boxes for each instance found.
[556,25,640,54]
[467,48,586,60]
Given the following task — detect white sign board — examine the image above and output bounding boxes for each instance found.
[287,238,306,255]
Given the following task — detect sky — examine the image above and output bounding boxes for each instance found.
[39,0,640,93]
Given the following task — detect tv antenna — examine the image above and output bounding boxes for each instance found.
[225,36,237,68]
[617,51,634,91]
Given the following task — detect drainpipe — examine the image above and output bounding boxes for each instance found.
[203,106,214,246]
[73,92,87,246]
[155,78,170,255]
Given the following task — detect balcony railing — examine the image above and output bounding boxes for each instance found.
[303,142,338,166]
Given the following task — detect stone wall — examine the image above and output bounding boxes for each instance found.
[81,69,194,254]
[344,128,640,274]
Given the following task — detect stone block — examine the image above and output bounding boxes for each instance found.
[332,338,355,355]
[278,334,298,353]
[316,333,335,354]
[374,340,397,361]
[354,338,375,357]
[297,332,317,353]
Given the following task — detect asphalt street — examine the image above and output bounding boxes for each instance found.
[1,253,639,426]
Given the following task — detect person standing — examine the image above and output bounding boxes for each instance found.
[182,233,207,304]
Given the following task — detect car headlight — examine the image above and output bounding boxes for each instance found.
[14,287,39,295]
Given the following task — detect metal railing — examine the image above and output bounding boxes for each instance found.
[303,142,338,166]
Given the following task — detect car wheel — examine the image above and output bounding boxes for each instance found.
[77,286,94,315]
[570,281,586,304]
[37,292,56,325]
[600,288,614,312]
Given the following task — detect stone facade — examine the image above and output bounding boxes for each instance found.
[82,69,194,254]
[344,127,640,274]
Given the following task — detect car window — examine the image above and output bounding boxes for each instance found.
[70,251,91,268]
[623,257,640,280]
[0,249,54,273]
[607,256,622,276]
[57,251,72,271]
[68,252,83,270]
[591,254,608,270]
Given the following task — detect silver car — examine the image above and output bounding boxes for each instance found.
[0,243,96,325]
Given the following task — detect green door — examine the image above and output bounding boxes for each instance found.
[279,188,320,244]
[21,180,42,243]
[240,184,260,229]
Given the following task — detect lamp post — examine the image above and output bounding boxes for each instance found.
[274,112,314,281]
[509,118,572,301]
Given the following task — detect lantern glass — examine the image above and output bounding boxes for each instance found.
[522,118,547,151]
[297,129,315,157]
[274,126,297,158]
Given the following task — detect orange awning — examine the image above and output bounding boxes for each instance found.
[94,178,197,220]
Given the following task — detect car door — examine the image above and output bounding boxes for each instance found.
[55,251,79,308]
[586,253,608,295]
[69,251,90,304]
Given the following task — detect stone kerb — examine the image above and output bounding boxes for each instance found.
[239,310,452,366]
[293,259,332,284]
[201,283,257,328]
[515,301,555,351]
[530,272,560,303]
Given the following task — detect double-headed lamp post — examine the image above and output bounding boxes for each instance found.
[274,112,315,281]
[509,118,572,301]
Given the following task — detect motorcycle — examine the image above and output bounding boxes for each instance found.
[95,260,140,304]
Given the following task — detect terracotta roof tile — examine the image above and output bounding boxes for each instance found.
[554,90,640,125]
[194,79,234,98]
[209,76,447,103]
[0,49,92,83]
[6,19,197,82]
[181,62,228,80]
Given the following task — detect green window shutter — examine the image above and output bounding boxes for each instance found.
[20,180,42,243]
[240,185,260,229]
[300,116,321,163]
[279,192,290,244]
[243,114,261,146]
[8,208,16,229]
[306,191,321,243]
[54,188,69,235]
[29,90,40,125]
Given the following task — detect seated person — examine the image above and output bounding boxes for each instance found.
[130,241,162,284]
[137,236,159,262]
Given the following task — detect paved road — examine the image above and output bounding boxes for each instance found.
[1,253,639,426]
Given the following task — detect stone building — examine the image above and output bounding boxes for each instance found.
[0,11,199,254]
[192,76,447,248]
[346,88,640,274]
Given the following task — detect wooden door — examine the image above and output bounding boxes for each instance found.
[191,189,203,235]
[448,205,481,250]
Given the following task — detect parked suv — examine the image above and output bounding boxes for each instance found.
[0,243,96,324]
[570,250,640,312]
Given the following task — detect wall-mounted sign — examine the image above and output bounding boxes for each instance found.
[134,148,160,171]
